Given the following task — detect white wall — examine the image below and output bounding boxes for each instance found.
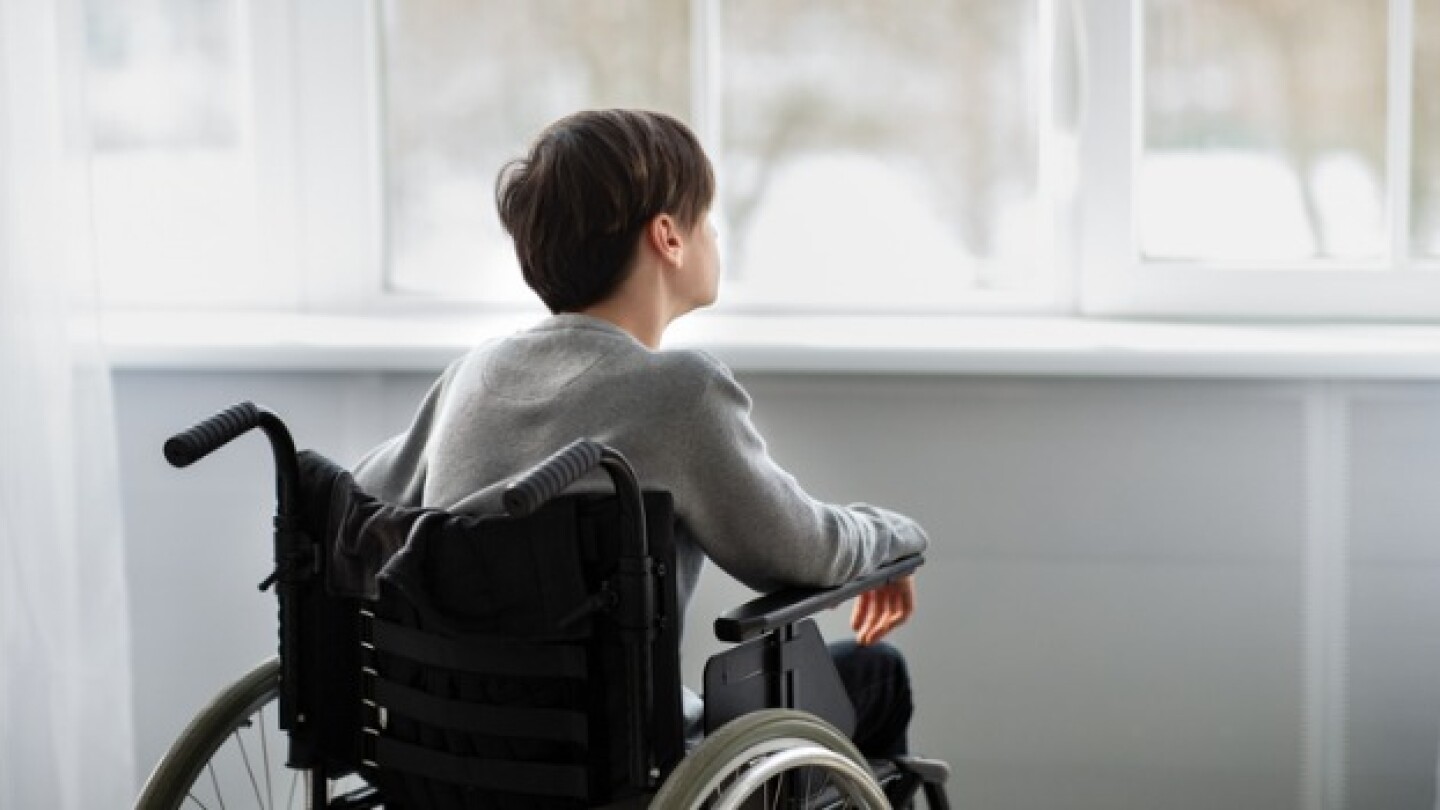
[116,370,1440,810]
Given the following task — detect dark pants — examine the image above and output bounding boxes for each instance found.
[829,640,913,759]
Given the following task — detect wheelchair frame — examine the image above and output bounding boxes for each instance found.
[136,402,949,809]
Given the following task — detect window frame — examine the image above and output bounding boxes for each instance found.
[282,0,387,312]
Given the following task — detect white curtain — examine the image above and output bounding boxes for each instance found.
[0,0,137,805]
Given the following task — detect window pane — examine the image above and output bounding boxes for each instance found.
[381,0,690,300]
[1416,0,1440,258]
[84,0,259,306]
[721,0,1040,306]
[1141,0,1387,263]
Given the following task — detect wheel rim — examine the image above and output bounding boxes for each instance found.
[135,659,369,810]
[650,709,889,810]
[179,697,303,810]
[171,707,369,810]
[708,743,891,810]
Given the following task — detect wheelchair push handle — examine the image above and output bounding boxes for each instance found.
[164,401,264,468]
[504,439,605,516]
[163,401,301,517]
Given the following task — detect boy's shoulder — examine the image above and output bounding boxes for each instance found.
[655,346,730,378]
[648,349,754,418]
[649,347,741,396]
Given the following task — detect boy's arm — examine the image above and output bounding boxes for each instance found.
[675,354,929,594]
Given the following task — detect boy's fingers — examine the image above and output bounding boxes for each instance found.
[851,575,919,646]
[877,590,902,642]
[855,583,890,645]
[862,597,881,642]
[865,592,886,643]
[852,591,874,637]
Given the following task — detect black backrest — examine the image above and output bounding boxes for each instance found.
[285,452,683,809]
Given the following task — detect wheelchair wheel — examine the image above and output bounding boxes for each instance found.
[135,658,370,810]
[651,709,891,809]
[135,658,306,809]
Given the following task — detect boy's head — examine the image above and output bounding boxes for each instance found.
[496,109,716,313]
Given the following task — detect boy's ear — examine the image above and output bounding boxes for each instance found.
[645,214,685,267]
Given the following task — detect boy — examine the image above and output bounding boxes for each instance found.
[354,109,927,758]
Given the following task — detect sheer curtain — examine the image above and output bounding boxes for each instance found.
[0,0,136,805]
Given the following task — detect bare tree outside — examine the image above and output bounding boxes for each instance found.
[719,0,1039,300]
[1142,0,1388,262]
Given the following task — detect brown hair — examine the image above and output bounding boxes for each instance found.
[495,109,715,313]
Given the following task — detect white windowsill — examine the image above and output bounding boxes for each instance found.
[101,309,1440,380]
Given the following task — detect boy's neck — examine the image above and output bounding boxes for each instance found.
[580,298,671,350]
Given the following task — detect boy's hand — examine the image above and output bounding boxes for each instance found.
[850,574,916,645]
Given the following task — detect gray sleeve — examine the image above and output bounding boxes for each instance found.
[672,355,929,592]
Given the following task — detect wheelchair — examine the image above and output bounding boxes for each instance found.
[135,402,951,809]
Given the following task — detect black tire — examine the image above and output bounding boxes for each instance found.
[651,709,890,809]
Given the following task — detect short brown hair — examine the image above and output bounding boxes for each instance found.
[495,109,715,313]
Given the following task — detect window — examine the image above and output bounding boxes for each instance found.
[1082,0,1440,318]
[716,0,1057,309]
[82,0,269,307]
[72,0,1440,320]
[1141,0,1387,263]
[377,0,1063,312]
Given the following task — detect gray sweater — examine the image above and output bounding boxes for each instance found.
[353,313,929,626]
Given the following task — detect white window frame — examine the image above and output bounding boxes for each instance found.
[1078,0,1440,321]
[278,0,387,313]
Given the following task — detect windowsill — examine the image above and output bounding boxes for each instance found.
[101,309,1440,379]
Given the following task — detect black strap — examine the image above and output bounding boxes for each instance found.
[371,618,587,679]
[373,736,589,799]
[373,677,589,745]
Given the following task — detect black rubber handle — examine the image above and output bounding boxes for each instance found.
[163,401,262,468]
[503,439,604,516]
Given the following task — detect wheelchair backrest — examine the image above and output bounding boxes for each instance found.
[285,451,684,808]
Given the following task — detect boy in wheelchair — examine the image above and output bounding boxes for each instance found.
[139,109,949,810]
[352,109,928,768]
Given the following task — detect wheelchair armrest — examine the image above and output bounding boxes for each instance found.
[713,555,924,643]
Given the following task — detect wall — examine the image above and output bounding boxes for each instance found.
[115,369,1440,810]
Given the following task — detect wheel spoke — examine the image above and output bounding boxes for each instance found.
[185,792,214,810]
[207,761,227,810]
[233,727,267,808]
